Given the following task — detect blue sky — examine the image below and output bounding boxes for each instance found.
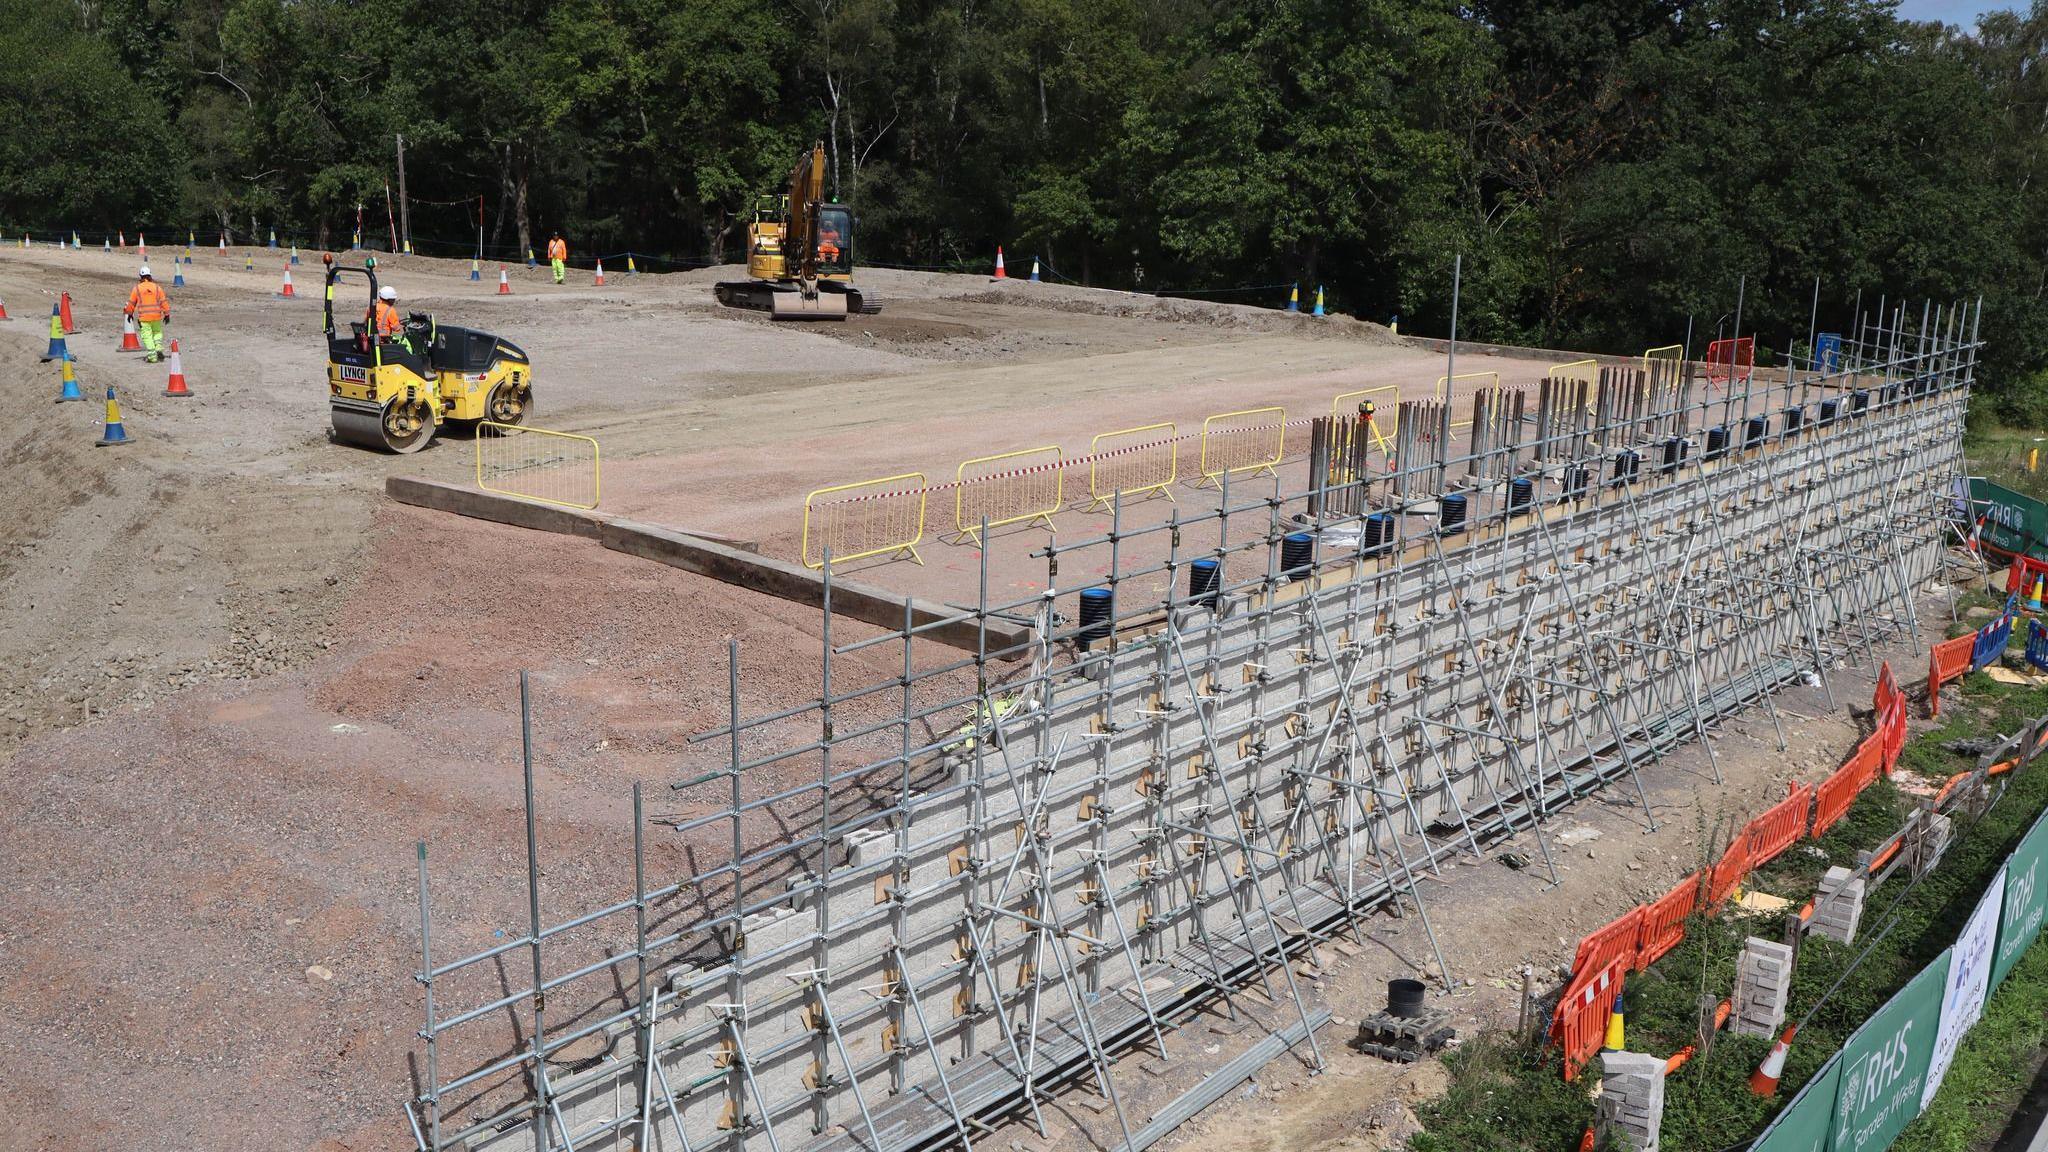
[1893,0,2017,24]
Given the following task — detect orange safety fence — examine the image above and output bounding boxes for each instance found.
[1740,783,1815,870]
[1812,731,1885,837]
[1928,633,1974,718]
[1875,660,1903,721]
[1552,956,1628,1081]
[1705,836,1752,906]
[1570,905,1645,982]
[1634,873,1702,971]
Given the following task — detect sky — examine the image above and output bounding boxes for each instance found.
[1893,0,2019,24]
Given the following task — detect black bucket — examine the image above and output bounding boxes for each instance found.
[1610,448,1641,487]
[1188,559,1220,607]
[1746,415,1769,449]
[1660,436,1688,475]
[1851,389,1870,414]
[1508,476,1534,514]
[1819,399,1839,425]
[1564,464,1593,501]
[1440,493,1468,534]
[1705,425,1729,461]
[1782,406,1805,439]
[1363,512,1394,553]
[1078,588,1113,646]
[1387,978,1427,1019]
[1281,532,1314,578]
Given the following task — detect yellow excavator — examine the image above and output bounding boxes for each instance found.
[323,254,533,452]
[716,142,879,320]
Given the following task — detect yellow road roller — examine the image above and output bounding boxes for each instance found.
[323,255,533,452]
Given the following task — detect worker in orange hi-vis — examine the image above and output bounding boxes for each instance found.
[125,265,171,363]
[546,232,568,285]
[818,218,842,264]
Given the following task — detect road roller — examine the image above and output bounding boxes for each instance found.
[324,255,533,452]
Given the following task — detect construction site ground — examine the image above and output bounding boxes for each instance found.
[0,245,1947,1151]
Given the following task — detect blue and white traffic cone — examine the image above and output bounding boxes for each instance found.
[1029,258,1041,283]
[54,357,85,403]
[469,259,481,282]
[173,265,186,288]
[1311,285,1326,317]
[1285,283,1299,313]
[94,385,132,446]
[41,304,69,362]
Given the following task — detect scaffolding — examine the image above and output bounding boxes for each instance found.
[404,297,1980,1152]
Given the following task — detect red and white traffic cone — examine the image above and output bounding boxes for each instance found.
[0,295,10,321]
[119,313,142,352]
[60,291,77,334]
[218,234,228,255]
[498,266,512,295]
[594,259,605,286]
[992,246,1007,280]
[163,340,191,397]
[1749,1023,1797,1097]
[277,266,296,298]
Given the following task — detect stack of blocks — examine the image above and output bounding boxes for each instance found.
[1812,866,1866,944]
[1730,936,1794,1038]
[1913,812,1953,877]
[1597,1050,1668,1152]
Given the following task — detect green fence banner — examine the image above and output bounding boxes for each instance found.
[1753,1055,1844,1152]
[1969,478,2048,560]
[1829,951,1950,1152]
[1992,809,2048,991]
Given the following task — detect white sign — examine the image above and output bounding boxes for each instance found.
[1922,865,2004,1110]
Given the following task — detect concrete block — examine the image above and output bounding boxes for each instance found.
[1729,937,1793,1038]
[1598,1049,1667,1152]
[1812,866,1865,944]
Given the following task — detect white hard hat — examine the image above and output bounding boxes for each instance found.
[138,265,152,277]
[379,285,397,301]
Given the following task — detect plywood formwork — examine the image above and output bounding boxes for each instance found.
[405,300,1978,1152]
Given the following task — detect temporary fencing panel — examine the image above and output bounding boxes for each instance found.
[1570,905,1645,984]
[474,422,601,510]
[1970,596,2018,670]
[1552,957,1627,1081]
[953,445,1063,541]
[1814,332,1843,373]
[1086,422,1178,508]
[1743,784,1816,869]
[1197,406,1286,486]
[1433,370,1500,404]
[1547,358,1600,387]
[1706,336,1756,385]
[1707,837,1753,906]
[801,472,928,569]
[1828,951,1949,1152]
[1635,873,1702,971]
[1991,808,2048,990]
[1927,634,1974,718]
[1814,734,1884,838]
[1331,385,1398,455]
[1641,344,1685,380]
[2030,620,2048,673]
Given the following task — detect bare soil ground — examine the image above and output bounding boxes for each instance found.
[0,244,1940,1152]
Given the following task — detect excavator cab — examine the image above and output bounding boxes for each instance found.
[718,143,876,319]
[323,254,533,453]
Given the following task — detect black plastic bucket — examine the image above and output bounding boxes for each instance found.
[1078,588,1113,646]
[1188,559,1220,607]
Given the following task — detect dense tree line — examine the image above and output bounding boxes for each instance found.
[4,0,2046,408]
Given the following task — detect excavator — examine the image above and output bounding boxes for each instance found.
[716,142,880,320]
[323,254,534,453]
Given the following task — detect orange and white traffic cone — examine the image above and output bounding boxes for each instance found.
[992,246,1007,280]
[218,234,228,255]
[60,291,77,334]
[0,295,10,320]
[1749,1023,1797,1097]
[277,266,296,298]
[119,313,142,352]
[594,259,605,286]
[163,340,191,397]
[498,266,511,295]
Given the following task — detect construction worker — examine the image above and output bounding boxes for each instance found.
[125,265,171,363]
[371,285,409,352]
[547,232,568,285]
[818,219,842,264]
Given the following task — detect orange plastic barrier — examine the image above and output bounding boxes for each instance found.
[1813,732,1884,837]
[1928,634,1974,718]
[1570,905,1645,983]
[1634,873,1701,970]
[1740,783,1815,869]
[1552,956,1627,1081]
[1874,661,1903,719]
[1706,838,1752,906]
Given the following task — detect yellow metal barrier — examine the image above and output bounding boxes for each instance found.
[1087,422,1178,509]
[1332,386,1400,457]
[802,472,928,569]
[1547,357,1600,386]
[953,445,1063,542]
[475,422,601,510]
[1197,406,1286,487]
[1433,371,1501,403]
[1641,344,1684,378]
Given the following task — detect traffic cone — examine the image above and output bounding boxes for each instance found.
[594,260,605,286]
[1602,988,1626,1051]
[269,229,278,248]
[73,231,82,249]
[119,231,127,248]
[277,266,296,298]
[41,304,68,361]
[219,233,227,255]
[104,238,112,253]
[628,254,638,275]
[498,267,511,295]
[1029,258,1040,283]
[1390,313,1400,335]
[138,233,147,260]
[526,247,536,267]
[0,295,9,320]
[173,265,185,288]
[469,259,481,282]
[60,291,76,334]
[992,246,1007,279]
[183,246,192,265]
[119,314,142,352]
[188,231,195,248]
[290,244,300,266]
[244,253,253,272]
[403,239,413,255]
[163,340,190,397]
[2031,574,2045,614]
[352,230,361,251]
[54,357,84,403]
[94,385,132,446]
[1286,284,1299,313]
[1749,1024,1798,1097]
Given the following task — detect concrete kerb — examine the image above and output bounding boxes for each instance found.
[385,476,1032,655]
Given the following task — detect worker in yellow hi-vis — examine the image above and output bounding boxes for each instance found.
[125,265,171,363]
[546,232,568,286]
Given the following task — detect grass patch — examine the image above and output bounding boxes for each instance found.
[1412,673,2048,1152]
